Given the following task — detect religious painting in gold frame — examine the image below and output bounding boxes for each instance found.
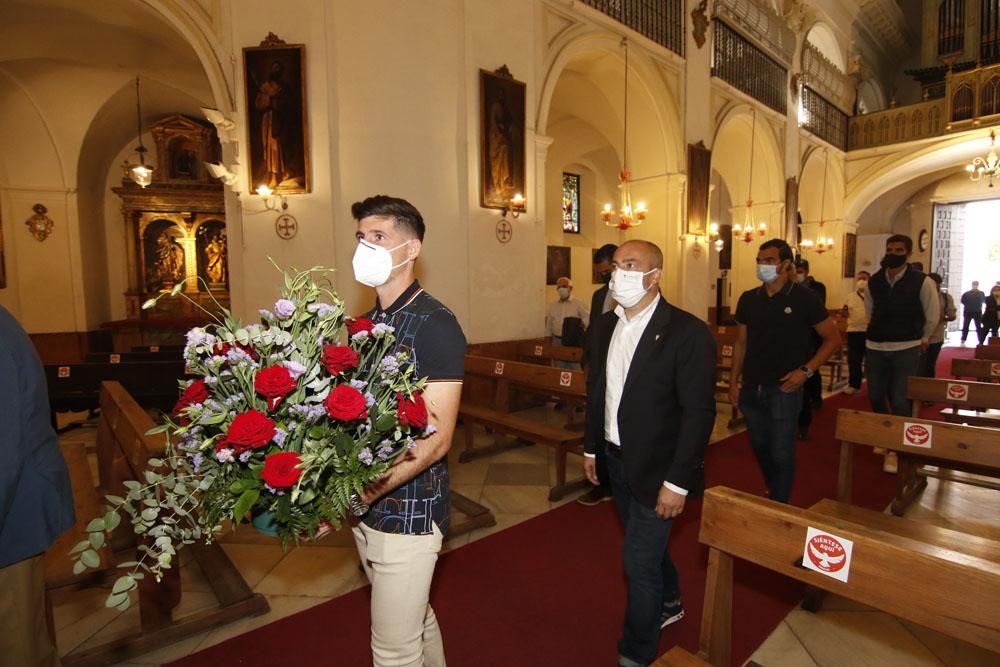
[686,142,711,235]
[843,232,857,278]
[480,66,526,210]
[243,33,310,195]
[546,246,570,286]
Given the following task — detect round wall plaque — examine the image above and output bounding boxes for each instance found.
[276,214,298,240]
[496,218,512,244]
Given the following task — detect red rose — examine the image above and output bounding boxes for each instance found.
[322,345,359,375]
[211,341,259,361]
[324,385,368,421]
[255,365,297,410]
[346,317,375,336]
[397,391,428,429]
[174,379,209,415]
[214,436,230,452]
[227,409,276,451]
[261,452,302,488]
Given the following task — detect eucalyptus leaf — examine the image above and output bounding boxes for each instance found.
[80,549,100,568]
[141,508,158,521]
[112,576,136,595]
[89,531,105,550]
[232,489,260,520]
[85,518,105,532]
[72,560,87,576]
[106,591,129,608]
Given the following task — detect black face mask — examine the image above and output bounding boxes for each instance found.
[599,270,612,285]
[881,254,907,269]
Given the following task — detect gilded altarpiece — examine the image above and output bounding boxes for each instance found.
[113,114,228,322]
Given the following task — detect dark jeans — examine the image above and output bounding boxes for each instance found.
[986,317,1000,341]
[847,332,866,389]
[866,346,922,416]
[739,384,803,503]
[605,445,679,666]
[962,312,984,344]
[797,371,823,432]
[924,342,943,378]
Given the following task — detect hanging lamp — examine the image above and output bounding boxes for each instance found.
[801,150,835,254]
[601,39,647,230]
[124,76,154,188]
[732,110,766,243]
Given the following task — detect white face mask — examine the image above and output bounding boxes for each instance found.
[557,287,570,299]
[856,280,867,292]
[352,239,410,287]
[609,267,656,308]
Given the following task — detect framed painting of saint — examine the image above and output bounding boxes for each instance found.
[243,33,310,194]
[480,66,526,210]
[546,246,570,286]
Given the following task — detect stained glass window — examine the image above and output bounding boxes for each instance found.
[562,172,580,233]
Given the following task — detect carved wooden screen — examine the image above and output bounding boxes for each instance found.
[938,0,964,56]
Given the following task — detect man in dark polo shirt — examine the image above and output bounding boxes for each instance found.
[729,239,840,503]
[349,195,466,667]
[794,259,827,440]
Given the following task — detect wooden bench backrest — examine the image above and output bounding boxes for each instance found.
[975,344,1000,360]
[834,408,1000,469]
[951,357,1000,381]
[698,486,1000,656]
[85,351,178,364]
[515,341,582,363]
[96,381,167,494]
[46,361,187,395]
[710,326,738,363]
[906,376,1000,410]
[464,355,586,397]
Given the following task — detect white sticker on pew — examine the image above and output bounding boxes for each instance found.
[559,371,572,387]
[992,362,1000,377]
[902,422,932,448]
[534,345,543,356]
[494,362,504,376]
[802,527,853,583]
[58,366,71,378]
[717,326,727,334]
[110,354,121,364]
[946,382,968,402]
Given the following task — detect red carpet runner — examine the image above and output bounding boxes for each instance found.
[171,347,972,666]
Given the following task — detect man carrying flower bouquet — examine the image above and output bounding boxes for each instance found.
[347,195,466,667]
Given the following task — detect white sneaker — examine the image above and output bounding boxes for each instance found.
[843,387,856,395]
[883,452,898,474]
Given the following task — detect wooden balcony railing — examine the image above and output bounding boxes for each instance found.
[848,62,1000,150]
[801,86,848,150]
[712,20,788,115]
[580,0,685,57]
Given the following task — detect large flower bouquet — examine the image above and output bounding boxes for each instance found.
[70,264,432,610]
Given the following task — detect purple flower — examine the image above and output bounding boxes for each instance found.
[349,379,368,390]
[239,450,253,463]
[424,424,438,436]
[215,448,235,463]
[307,302,336,318]
[264,483,286,496]
[186,327,208,348]
[273,428,288,447]
[358,448,374,466]
[283,360,307,379]
[364,391,376,408]
[259,308,275,320]
[405,437,417,450]
[274,299,296,319]
[191,453,204,472]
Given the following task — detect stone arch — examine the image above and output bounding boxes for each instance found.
[805,22,846,73]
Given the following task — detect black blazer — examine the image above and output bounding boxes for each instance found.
[584,297,717,508]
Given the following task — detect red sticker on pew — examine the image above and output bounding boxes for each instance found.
[946,382,968,402]
[150,345,160,352]
[902,422,932,448]
[494,362,504,376]
[109,354,121,364]
[992,362,1000,377]
[559,371,572,387]
[722,344,733,358]
[802,527,853,583]
[58,366,71,378]
[534,345,543,356]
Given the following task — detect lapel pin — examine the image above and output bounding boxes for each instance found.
[784,306,792,314]
[655,334,661,341]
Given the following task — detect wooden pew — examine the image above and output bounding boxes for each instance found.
[84,350,180,364]
[835,408,1000,516]
[908,375,1000,428]
[45,360,188,424]
[459,355,589,501]
[56,381,268,667]
[952,357,1000,382]
[694,486,1000,666]
[651,646,710,666]
[975,344,1000,360]
[515,340,583,366]
[822,315,849,392]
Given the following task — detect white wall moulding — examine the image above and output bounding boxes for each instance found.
[714,0,796,67]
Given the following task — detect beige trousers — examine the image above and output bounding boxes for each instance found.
[0,554,59,667]
[352,522,445,667]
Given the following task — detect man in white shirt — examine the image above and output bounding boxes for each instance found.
[842,270,870,394]
[864,235,940,472]
[582,241,716,667]
[546,276,589,369]
[924,272,956,377]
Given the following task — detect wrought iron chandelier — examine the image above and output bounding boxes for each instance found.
[124,76,154,188]
[966,130,1000,187]
[732,110,767,243]
[602,39,647,230]
[801,150,835,254]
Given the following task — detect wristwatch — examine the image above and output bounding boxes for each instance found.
[798,365,814,378]
[348,492,369,517]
